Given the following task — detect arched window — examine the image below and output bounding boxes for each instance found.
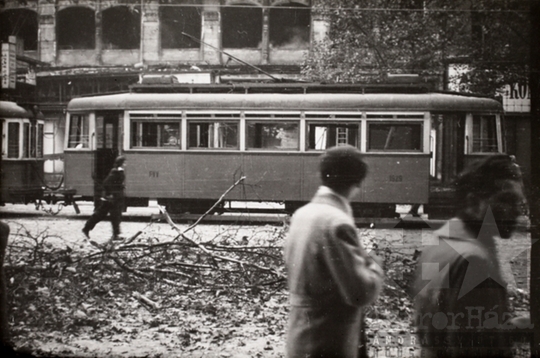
[0,9,38,51]
[102,6,141,49]
[222,3,262,48]
[269,2,310,49]
[160,0,202,49]
[57,7,95,50]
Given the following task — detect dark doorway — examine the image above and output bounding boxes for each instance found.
[94,112,120,201]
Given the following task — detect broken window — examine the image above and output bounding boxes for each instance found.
[57,7,95,50]
[102,6,141,49]
[269,2,310,49]
[222,4,263,48]
[160,0,202,49]
[0,9,38,50]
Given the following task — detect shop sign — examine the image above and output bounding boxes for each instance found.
[503,83,530,113]
[1,41,17,89]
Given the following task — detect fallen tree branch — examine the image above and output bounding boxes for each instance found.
[133,292,160,309]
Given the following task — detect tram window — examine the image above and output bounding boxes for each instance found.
[307,123,359,150]
[368,122,422,151]
[23,123,29,158]
[131,122,180,148]
[472,115,498,152]
[188,122,238,149]
[30,123,37,157]
[37,123,44,158]
[246,122,299,150]
[7,122,19,158]
[68,115,89,148]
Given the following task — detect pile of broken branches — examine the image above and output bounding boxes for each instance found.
[83,203,287,293]
[84,176,286,292]
[5,177,287,326]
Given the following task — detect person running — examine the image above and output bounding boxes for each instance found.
[82,155,126,241]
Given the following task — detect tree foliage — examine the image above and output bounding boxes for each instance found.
[303,0,530,95]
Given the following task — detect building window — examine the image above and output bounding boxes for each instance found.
[7,122,20,158]
[0,9,38,51]
[246,121,299,150]
[57,7,95,50]
[307,123,358,150]
[188,122,239,149]
[131,122,181,148]
[368,122,422,151]
[222,4,263,48]
[102,6,141,49]
[160,1,202,49]
[269,2,310,49]
[68,115,90,148]
[472,115,498,153]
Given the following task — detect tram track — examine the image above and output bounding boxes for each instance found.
[0,203,451,230]
[1,203,531,231]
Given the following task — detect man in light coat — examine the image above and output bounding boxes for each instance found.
[284,145,384,358]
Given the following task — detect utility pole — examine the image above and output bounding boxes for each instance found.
[529,1,540,356]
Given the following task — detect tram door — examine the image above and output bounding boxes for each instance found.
[94,111,121,202]
[429,113,466,185]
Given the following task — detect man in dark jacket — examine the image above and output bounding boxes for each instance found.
[83,155,126,241]
[284,145,384,358]
[412,155,531,357]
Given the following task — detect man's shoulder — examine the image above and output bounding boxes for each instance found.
[420,235,490,268]
[293,201,349,223]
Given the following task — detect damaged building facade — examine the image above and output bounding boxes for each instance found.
[1,0,325,182]
[1,0,321,69]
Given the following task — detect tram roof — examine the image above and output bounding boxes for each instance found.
[0,101,31,118]
[67,92,503,113]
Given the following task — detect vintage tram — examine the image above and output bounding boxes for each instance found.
[63,83,505,218]
[0,100,45,204]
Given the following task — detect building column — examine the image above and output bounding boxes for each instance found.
[38,0,56,64]
[261,8,269,65]
[95,2,103,65]
[141,0,160,63]
[201,8,221,65]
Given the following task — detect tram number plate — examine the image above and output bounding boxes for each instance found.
[389,175,403,182]
[149,171,159,178]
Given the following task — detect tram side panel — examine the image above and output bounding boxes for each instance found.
[125,152,184,199]
[362,155,430,204]
[1,159,45,203]
[241,153,303,202]
[183,153,244,199]
[64,152,94,199]
[120,151,430,211]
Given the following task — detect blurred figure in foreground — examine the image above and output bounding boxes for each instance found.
[284,145,384,358]
[0,221,9,349]
[413,154,531,357]
[83,155,126,241]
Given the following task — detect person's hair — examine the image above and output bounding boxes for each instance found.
[114,155,126,168]
[320,145,368,192]
[454,154,522,203]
